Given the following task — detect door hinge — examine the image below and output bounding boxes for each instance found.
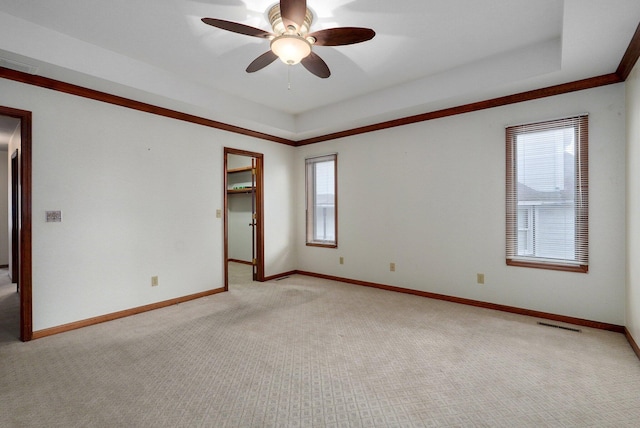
[252,168,256,175]
[252,258,257,265]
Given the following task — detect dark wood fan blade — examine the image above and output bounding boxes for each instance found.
[280,0,307,31]
[301,52,330,78]
[308,27,376,46]
[246,51,279,73]
[201,18,273,38]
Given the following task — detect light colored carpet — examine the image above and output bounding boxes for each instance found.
[0,268,19,345]
[1,263,639,427]
[228,260,254,287]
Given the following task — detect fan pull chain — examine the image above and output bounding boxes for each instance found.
[287,65,292,90]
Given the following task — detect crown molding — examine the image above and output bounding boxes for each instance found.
[617,22,640,80]
[0,66,296,146]
[2,19,638,146]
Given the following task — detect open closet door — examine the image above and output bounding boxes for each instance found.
[11,149,19,291]
[250,157,257,281]
[224,148,264,289]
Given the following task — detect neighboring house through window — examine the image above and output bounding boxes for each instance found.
[506,115,588,272]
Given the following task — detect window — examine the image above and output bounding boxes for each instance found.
[306,154,337,247]
[506,115,588,272]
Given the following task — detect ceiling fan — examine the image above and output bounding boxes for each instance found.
[201,0,375,78]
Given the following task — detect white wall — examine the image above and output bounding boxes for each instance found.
[0,74,629,332]
[0,78,296,331]
[296,84,627,325]
[627,61,640,341]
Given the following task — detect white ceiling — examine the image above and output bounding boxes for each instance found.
[0,0,639,141]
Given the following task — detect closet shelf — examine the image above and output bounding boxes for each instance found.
[227,165,254,194]
[227,188,254,194]
[227,166,253,174]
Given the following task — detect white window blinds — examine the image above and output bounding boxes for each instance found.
[306,154,337,247]
[506,115,588,272]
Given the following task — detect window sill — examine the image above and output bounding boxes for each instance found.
[506,259,588,273]
[306,242,337,249]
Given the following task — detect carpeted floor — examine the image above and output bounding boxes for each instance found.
[1,263,639,427]
[0,268,19,345]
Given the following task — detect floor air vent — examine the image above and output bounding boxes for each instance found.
[537,321,581,333]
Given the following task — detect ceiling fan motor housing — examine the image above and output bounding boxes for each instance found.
[268,4,314,36]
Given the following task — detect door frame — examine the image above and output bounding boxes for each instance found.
[0,106,33,342]
[224,147,264,289]
[11,149,19,287]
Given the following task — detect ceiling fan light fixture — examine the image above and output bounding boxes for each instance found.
[201,0,374,78]
[270,34,311,65]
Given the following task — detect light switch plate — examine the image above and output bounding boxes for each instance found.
[46,211,62,222]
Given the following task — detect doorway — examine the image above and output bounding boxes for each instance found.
[0,106,32,342]
[224,148,264,290]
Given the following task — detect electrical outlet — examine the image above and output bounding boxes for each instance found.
[216,209,222,218]
[339,257,344,265]
[151,276,159,287]
[477,273,485,285]
[390,262,396,272]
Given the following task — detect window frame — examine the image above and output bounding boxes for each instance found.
[305,154,338,248]
[505,115,589,273]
